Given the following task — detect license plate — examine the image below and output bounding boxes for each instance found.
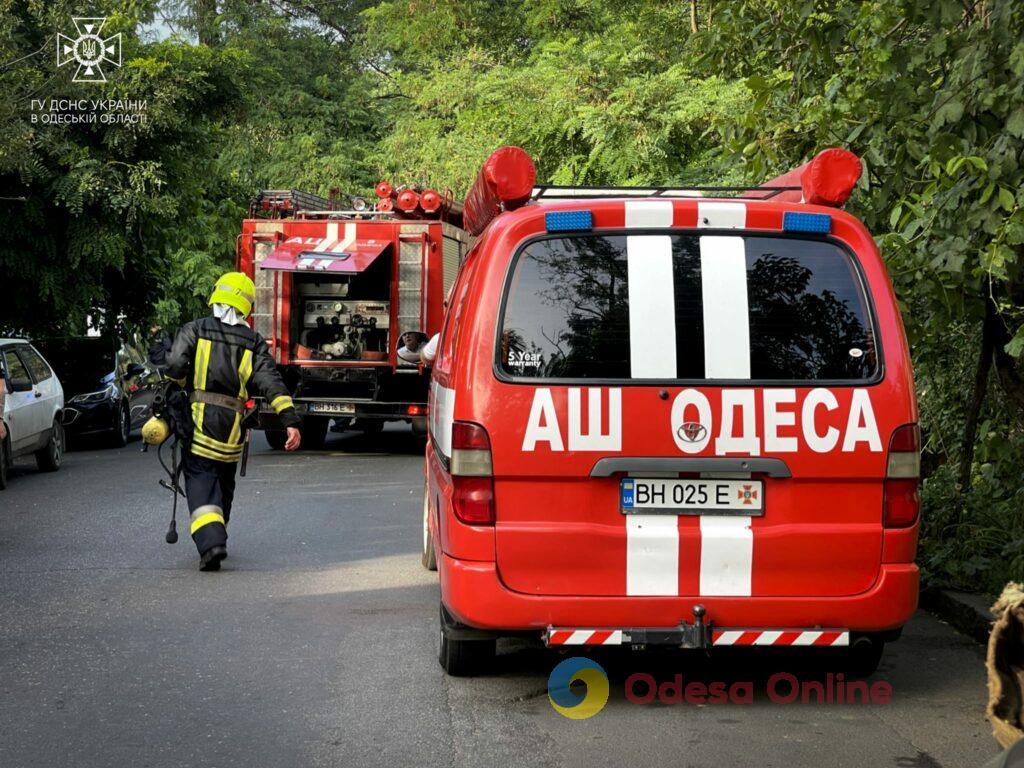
[620,478,764,515]
[307,401,355,415]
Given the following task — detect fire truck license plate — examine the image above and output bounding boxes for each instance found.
[307,402,355,415]
[620,479,764,515]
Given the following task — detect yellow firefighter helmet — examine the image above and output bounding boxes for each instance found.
[209,271,256,318]
[141,416,171,446]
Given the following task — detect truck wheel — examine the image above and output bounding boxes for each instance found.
[357,419,384,434]
[264,429,287,451]
[302,417,329,450]
[845,637,885,678]
[421,490,437,571]
[438,607,495,677]
[411,416,428,437]
[35,419,64,472]
[0,436,9,490]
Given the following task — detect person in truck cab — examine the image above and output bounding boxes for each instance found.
[165,272,302,571]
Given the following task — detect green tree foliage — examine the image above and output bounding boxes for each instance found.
[361,0,749,190]
[0,1,251,334]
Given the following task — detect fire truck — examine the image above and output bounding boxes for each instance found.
[236,183,473,448]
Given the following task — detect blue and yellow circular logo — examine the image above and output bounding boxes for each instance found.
[547,657,609,719]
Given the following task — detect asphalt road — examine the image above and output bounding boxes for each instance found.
[0,428,1000,768]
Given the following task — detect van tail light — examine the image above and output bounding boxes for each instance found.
[450,421,494,525]
[884,424,920,528]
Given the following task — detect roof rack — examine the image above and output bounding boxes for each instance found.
[530,185,802,201]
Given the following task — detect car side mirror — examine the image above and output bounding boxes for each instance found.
[126,363,146,378]
[9,377,32,393]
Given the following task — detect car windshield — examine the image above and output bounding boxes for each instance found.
[498,233,878,382]
[36,338,116,394]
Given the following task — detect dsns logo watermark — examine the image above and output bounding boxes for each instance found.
[547,657,609,720]
[57,17,122,83]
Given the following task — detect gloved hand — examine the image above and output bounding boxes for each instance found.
[284,426,301,451]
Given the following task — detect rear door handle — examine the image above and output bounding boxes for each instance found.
[590,457,792,478]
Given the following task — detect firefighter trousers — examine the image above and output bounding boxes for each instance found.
[182,451,237,555]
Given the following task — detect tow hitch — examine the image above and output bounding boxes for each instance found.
[545,605,712,649]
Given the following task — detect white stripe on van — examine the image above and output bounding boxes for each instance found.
[626,515,679,595]
[697,201,746,229]
[625,200,673,228]
[699,516,753,596]
[700,236,750,379]
[626,236,676,378]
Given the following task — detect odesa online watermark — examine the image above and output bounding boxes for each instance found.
[547,657,894,720]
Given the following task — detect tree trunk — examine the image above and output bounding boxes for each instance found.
[957,295,996,502]
[690,0,699,33]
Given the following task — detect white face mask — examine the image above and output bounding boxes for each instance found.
[213,303,247,326]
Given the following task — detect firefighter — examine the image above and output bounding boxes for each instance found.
[165,271,301,571]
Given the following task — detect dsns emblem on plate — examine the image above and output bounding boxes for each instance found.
[677,421,707,443]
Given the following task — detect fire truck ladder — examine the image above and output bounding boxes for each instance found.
[250,189,334,217]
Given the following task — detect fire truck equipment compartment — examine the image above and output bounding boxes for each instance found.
[260,238,390,274]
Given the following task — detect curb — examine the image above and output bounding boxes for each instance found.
[919,586,994,645]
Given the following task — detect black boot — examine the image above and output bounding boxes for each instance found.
[199,545,227,572]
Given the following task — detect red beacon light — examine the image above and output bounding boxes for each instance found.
[396,188,420,213]
[753,147,863,208]
[375,197,394,212]
[420,189,442,214]
[463,146,537,235]
[375,181,394,199]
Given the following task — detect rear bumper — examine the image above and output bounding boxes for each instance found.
[257,397,426,425]
[439,554,918,634]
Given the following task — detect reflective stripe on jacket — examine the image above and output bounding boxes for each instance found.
[166,316,300,462]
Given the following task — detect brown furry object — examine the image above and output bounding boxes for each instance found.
[989,583,1024,748]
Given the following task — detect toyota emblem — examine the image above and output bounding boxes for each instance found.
[678,421,707,443]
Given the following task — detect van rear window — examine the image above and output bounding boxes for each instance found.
[498,234,877,382]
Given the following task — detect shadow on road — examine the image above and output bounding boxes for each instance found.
[252,423,427,458]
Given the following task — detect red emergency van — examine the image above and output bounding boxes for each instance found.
[424,148,919,676]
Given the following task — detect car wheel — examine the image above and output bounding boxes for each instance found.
[438,606,495,677]
[0,436,9,490]
[301,417,329,450]
[110,402,130,447]
[845,638,885,678]
[35,419,64,472]
[421,489,437,571]
[264,429,287,451]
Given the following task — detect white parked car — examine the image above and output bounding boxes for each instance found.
[1,339,65,490]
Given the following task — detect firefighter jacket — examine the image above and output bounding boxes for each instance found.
[165,316,300,463]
